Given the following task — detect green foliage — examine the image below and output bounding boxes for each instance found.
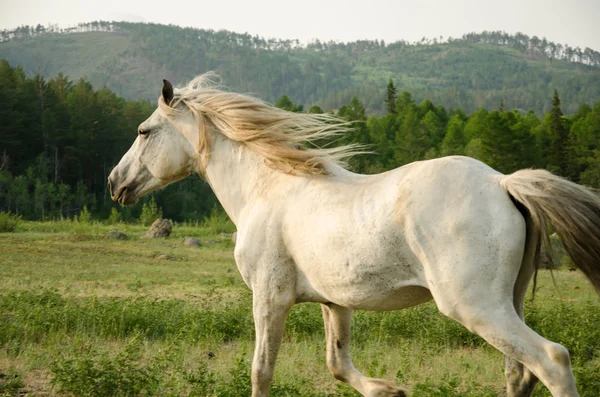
[0,225,598,396]
[0,289,254,344]
[107,207,122,224]
[3,24,600,115]
[139,196,162,226]
[411,376,497,397]
[50,345,329,397]
[385,79,397,115]
[201,206,235,235]
[0,367,24,396]
[51,339,160,397]
[275,95,303,112]
[0,211,19,232]
[217,355,253,397]
[79,205,92,224]
[2,59,600,226]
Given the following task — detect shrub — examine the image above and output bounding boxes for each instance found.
[411,376,497,397]
[139,196,162,226]
[107,207,122,225]
[51,339,160,397]
[0,211,19,232]
[79,205,92,223]
[201,206,235,235]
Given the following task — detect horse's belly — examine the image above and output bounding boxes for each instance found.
[295,253,431,310]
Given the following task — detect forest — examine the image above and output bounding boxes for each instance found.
[1,59,600,223]
[1,22,600,115]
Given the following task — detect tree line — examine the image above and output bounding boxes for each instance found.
[4,23,599,66]
[2,22,600,117]
[1,60,600,223]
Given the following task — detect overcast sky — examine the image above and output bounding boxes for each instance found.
[1,0,599,50]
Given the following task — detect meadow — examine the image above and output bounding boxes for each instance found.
[0,220,599,396]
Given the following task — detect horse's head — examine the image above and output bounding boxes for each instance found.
[108,80,199,205]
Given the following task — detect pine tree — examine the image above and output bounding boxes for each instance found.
[385,79,397,115]
[548,89,568,174]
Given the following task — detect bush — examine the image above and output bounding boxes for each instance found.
[201,206,235,235]
[139,196,162,226]
[107,207,122,225]
[0,211,19,232]
[412,376,496,397]
[51,340,160,397]
[79,205,92,223]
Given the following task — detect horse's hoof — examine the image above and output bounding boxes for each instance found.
[366,378,408,397]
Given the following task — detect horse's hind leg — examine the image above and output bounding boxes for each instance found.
[505,299,539,397]
[506,233,539,397]
[321,303,407,397]
[435,295,578,397]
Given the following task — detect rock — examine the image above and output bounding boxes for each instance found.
[204,239,221,245]
[155,254,175,261]
[232,232,237,245]
[218,232,232,238]
[144,218,172,238]
[183,237,201,247]
[104,231,128,240]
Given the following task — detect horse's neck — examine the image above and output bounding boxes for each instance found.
[202,134,285,225]
[201,133,362,225]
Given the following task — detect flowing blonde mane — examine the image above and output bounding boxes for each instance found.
[157,72,362,175]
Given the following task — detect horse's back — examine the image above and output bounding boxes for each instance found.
[281,156,526,309]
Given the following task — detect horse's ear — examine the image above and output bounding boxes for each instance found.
[162,79,174,106]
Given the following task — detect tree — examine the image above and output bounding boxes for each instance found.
[395,106,426,165]
[338,97,371,172]
[548,90,569,174]
[275,95,303,112]
[308,105,323,114]
[385,79,397,115]
[441,115,466,156]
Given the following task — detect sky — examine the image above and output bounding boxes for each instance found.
[1,0,599,51]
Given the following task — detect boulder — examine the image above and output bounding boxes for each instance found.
[144,218,172,238]
[183,237,201,247]
[104,231,128,240]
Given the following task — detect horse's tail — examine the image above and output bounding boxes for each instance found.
[499,169,600,295]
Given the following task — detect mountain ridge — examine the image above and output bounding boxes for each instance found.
[1,22,599,115]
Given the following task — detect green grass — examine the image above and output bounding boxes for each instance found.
[0,222,599,396]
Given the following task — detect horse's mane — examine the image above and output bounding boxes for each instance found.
[157,72,362,175]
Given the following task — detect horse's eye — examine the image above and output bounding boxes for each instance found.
[138,129,150,136]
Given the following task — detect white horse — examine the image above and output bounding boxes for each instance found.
[108,74,600,397]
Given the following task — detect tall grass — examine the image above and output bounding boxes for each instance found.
[2,289,599,355]
[0,211,20,232]
[2,289,598,395]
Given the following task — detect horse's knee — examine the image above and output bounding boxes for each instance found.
[544,342,571,367]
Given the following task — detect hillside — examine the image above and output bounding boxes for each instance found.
[2,22,600,114]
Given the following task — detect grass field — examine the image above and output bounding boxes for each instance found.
[0,221,599,396]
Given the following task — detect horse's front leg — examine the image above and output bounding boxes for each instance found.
[321,303,407,397]
[251,289,294,397]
